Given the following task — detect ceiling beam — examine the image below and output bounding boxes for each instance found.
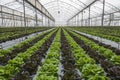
[67,0,99,21]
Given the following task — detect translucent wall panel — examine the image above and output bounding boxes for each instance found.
[2,7,13,14]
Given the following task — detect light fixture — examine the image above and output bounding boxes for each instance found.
[58,11,60,14]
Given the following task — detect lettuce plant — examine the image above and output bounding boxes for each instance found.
[82,64,105,79]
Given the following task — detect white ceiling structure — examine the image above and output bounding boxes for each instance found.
[0,0,120,26]
[39,0,95,26]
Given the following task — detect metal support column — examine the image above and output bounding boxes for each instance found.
[76,16,77,26]
[13,11,15,27]
[77,14,79,26]
[81,11,83,26]
[91,18,92,26]
[88,6,91,26]
[75,16,77,26]
[1,6,3,27]
[21,13,22,27]
[48,18,50,27]
[42,14,43,26]
[35,0,38,27]
[23,0,27,34]
[26,18,28,27]
[85,19,87,26]
[45,16,47,26]
[101,0,105,26]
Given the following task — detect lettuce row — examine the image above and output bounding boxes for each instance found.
[0,27,51,43]
[73,28,120,42]
[69,30,120,66]
[0,29,56,79]
[0,29,53,57]
[63,29,109,80]
[35,29,61,80]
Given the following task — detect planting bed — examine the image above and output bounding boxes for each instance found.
[35,29,61,80]
[67,29,120,66]
[0,29,57,79]
[71,27,120,42]
[0,27,120,80]
[63,29,109,80]
[0,27,52,43]
[0,30,54,65]
[66,29,120,80]
[60,30,81,80]
[12,29,58,80]
[73,31,120,55]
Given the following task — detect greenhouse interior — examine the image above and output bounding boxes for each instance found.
[0,0,120,80]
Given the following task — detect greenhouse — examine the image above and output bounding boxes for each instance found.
[0,0,120,80]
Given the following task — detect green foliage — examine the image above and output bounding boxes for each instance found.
[71,27,120,42]
[0,30,55,79]
[69,30,119,66]
[0,27,51,43]
[88,74,110,80]
[110,55,120,66]
[0,28,54,57]
[63,29,109,79]
[82,64,105,79]
[36,74,57,80]
[76,56,95,70]
[35,29,61,80]
[0,50,11,57]
[40,63,58,76]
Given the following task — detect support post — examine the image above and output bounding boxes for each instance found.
[48,18,49,26]
[77,14,79,26]
[81,11,83,26]
[23,0,27,34]
[35,0,38,27]
[21,13,22,27]
[88,6,91,27]
[42,14,43,26]
[101,0,105,26]
[13,10,15,27]
[1,6,3,27]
